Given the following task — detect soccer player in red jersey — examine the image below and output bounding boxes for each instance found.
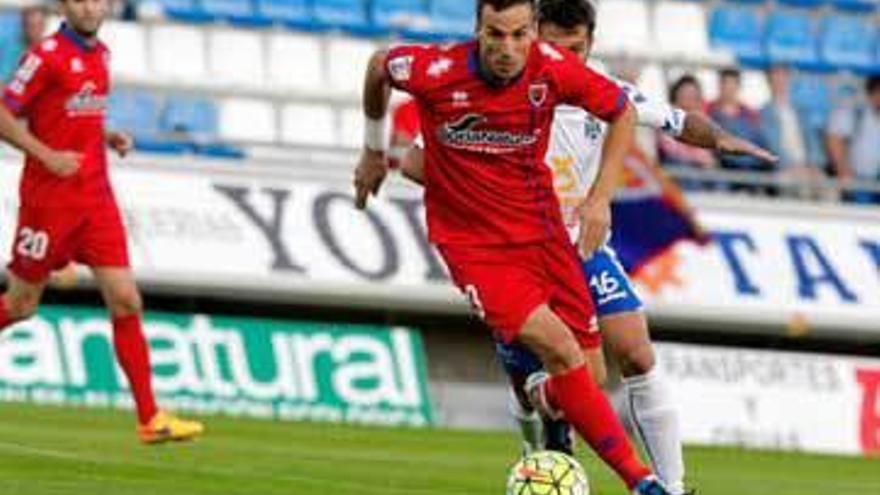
[0,0,203,444]
[354,1,669,493]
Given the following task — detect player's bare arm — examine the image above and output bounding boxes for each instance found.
[680,112,778,165]
[354,50,392,210]
[0,103,81,177]
[106,129,134,158]
[578,102,636,257]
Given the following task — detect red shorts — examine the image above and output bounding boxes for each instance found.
[7,198,130,283]
[438,237,600,349]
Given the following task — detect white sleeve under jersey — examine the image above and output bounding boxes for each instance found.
[547,78,687,243]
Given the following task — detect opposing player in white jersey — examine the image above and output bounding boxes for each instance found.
[400,1,776,493]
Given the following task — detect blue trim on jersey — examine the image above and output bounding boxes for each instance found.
[60,23,97,53]
[581,244,643,317]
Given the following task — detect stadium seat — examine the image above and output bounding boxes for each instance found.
[200,0,260,26]
[654,2,716,62]
[791,74,832,128]
[208,28,266,87]
[708,6,767,67]
[282,103,336,145]
[108,90,161,138]
[777,0,827,8]
[765,11,821,70]
[326,37,378,94]
[150,0,212,23]
[161,96,219,141]
[830,0,877,12]
[409,0,474,39]
[313,0,377,35]
[371,0,429,31]
[254,0,314,28]
[108,90,189,153]
[100,21,148,79]
[819,15,877,73]
[150,24,208,82]
[219,98,277,142]
[594,0,652,57]
[0,12,23,81]
[266,32,324,91]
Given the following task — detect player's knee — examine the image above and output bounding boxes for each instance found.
[107,289,143,317]
[617,341,656,378]
[4,292,40,321]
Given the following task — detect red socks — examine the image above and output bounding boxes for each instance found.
[112,315,158,424]
[547,365,651,489]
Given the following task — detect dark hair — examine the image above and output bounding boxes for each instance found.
[476,0,535,23]
[719,67,741,81]
[537,0,596,35]
[669,75,701,104]
[867,75,880,94]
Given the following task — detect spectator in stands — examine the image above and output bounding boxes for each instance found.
[761,65,826,198]
[657,75,717,189]
[827,75,880,204]
[708,69,772,184]
[1,6,47,82]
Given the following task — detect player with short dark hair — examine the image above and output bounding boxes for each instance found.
[0,0,203,444]
[354,1,672,494]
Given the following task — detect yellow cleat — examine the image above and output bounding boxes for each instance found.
[138,410,205,445]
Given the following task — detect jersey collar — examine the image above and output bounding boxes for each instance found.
[60,23,99,52]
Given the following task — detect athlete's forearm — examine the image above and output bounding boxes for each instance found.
[363,50,392,121]
[0,103,53,163]
[678,112,724,149]
[589,103,636,202]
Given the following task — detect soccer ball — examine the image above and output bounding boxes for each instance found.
[506,450,590,495]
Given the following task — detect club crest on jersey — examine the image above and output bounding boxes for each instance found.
[66,81,107,116]
[388,55,414,83]
[71,58,84,73]
[528,83,548,108]
[439,113,537,154]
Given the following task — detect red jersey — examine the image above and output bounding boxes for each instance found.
[385,41,626,245]
[3,24,112,208]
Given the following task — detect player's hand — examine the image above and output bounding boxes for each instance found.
[717,133,778,165]
[354,148,388,209]
[107,131,134,158]
[577,196,612,259]
[43,150,82,177]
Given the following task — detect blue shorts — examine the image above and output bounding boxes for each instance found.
[495,244,643,377]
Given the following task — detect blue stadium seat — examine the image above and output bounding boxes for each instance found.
[109,90,188,154]
[791,74,831,128]
[200,0,261,26]
[161,96,219,141]
[766,11,821,70]
[405,0,473,40]
[313,0,378,35]
[371,0,428,30]
[0,13,24,82]
[154,0,212,23]
[254,0,314,28]
[777,0,827,8]
[109,90,161,138]
[709,7,767,67]
[830,0,877,12]
[819,15,877,73]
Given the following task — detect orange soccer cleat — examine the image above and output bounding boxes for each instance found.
[138,410,205,445]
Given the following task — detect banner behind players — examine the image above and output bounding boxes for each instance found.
[0,305,435,427]
[0,161,878,338]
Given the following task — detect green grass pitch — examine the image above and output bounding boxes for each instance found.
[0,403,877,495]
